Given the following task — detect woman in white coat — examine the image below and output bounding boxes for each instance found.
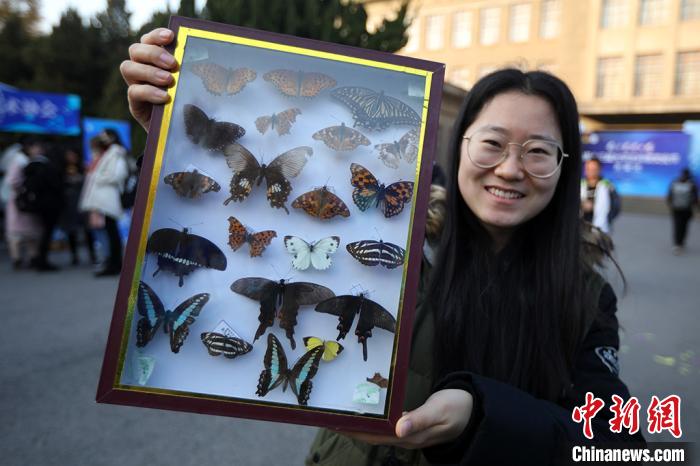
[79,130,128,276]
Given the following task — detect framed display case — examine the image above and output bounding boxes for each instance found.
[96,15,444,434]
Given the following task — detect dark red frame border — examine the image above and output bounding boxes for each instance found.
[96,15,445,434]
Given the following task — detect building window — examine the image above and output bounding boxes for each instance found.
[634,54,663,97]
[404,18,420,53]
[480,7,501,45]
[509,3,531,42]
[540,0,561,38]
[596,57,625,98]
[639,0,669,25]
[452,11,473,48]
[680,0,700,20]
[600,0,628,28]
[450,66,472,89]
[425,15,445,50]
[676,51,700,95]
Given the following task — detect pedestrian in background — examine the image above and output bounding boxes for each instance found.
[667,168,699,255]
[79,130,128,277]
[580,157,616,233]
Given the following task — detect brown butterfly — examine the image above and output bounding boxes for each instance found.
[191,62,256,96]
[291,186,351,220]
[227,216,277,257]
[183,104,245,151]
[255,108,301,136]
[366,372,388,388]
[263,69,336,98]
[164,169,221,199]
[223,143,312,214]
[312,123,371,151]
[375,128,419,169]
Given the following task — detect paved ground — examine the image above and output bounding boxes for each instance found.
[0,212,698,465]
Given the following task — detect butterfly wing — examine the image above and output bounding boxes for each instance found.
[201,332,253,359]
[248,230,277,257]
[356,296,396,360]
[314,295,359,341]
[283,236,312,271]
[263,146,312,213]
[231,277,280,343]
[167,292,209,353]
[331,87,421,131]
[350,163,381,212]
[399,128,419,164]
[312,125,370,151]
[263,69,301,97]
[223,143,262,205]
[191,62,229,95]
[292,188,350,220]
[136,281,165,347]
[375,142,401,169]
[164,170,220,199]
[254,115,273,135]
[303,337,344,362]
[309,236,340,270]
[226,67,256,95]
[382,181,414,218]
[279,282,335,349]
[299,72,336,98]
[147,228,200,286]
[256,333,288,397]
[287,345,324,405]
[180,232,227,271]
[273,108,301,136]
[346,240,405,269]
[183,104,245,151]
[227,216,247,252]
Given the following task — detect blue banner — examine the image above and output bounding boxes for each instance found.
[682,121,700,186]
[0,86,81,135]
[82,117,131,162]
[583,131,691,197]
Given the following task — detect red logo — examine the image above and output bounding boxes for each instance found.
[647,395,682,438]
[572,392,605,439]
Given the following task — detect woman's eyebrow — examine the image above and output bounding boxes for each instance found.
[480,125,559,142]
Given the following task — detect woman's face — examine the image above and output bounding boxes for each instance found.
[458,91,563,244]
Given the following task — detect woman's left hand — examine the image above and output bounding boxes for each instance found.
[340,389,473,450]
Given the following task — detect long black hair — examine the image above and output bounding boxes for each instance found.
[430,69,593,402]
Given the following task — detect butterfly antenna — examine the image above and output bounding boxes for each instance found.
[168,218,185,229]
[373,226,382,240]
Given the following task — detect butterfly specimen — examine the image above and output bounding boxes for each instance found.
[146,227,227,287]
[291,186,351,220]
[227,216,277,257]
[200,332,253,359]
[312,123,371,151]
[315,293,396,361]
[375,128,419,169]
[231,277,335,350]
[350,163,414,218]
[223,143,312,214]
[284,236,340,271]
[303,336,344,362]
[136,281,209,353]
[330,87,421,131]
[163,169,221,199]
[191,62,256,96]
[346,239,406,269]
[255,108,301,136]
[263,69,336,98]
[367,372,389,388]
[183,104,245,151]
[256,333,324,406]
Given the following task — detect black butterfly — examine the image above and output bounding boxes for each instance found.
[256,333,324,406]
[201,332,253,359]
[315,293,396,361]
[183,104,245,151]
[330,87,421,131]
[230,277,334,350]
[146,228,227,287]
[346,239,406,269]
[223,143,312,214]
[136,281,209,353]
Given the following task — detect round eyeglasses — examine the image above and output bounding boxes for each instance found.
[462,129,568,179]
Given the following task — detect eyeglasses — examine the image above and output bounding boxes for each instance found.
[462,129,568,179]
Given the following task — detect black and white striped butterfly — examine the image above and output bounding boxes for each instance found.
[201,332,253,359]
[256,333,324,406]
[346,239,405,269]
[136,281,209,353]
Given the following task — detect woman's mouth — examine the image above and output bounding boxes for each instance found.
[485,186,525,200]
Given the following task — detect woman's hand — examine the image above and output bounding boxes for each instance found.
[120,28,177,130]
[340,389,473,450]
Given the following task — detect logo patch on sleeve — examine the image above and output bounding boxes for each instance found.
[595,346,619,375]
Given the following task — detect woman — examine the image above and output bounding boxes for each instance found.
[79,130,128,276]
[60,146,97,265]
[122,29,642,465]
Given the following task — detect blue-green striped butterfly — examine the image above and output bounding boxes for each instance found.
[256,333,324,406]
[136,281,209,353]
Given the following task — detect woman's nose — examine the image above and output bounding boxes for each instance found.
[493,144,526,180]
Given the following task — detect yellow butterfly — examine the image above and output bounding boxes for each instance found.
[303,336,344,362]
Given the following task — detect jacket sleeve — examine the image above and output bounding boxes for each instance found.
[94,146,128,187]
[423,284,645,466]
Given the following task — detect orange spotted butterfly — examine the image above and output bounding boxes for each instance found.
[183,104,245,152]
[223,143,312,214]
[191,62,256,96]
[263,69,336,98]
[291,186,351,220]
[227,216,277,257]
[255,108,301,136]
[164,169,220,199]
[349,163,414,218]
[312,123,371,151]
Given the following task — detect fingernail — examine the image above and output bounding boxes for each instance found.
[154,88,168,98]
[398,419,412,437]
[156,70,171,81]
[159,30,172,39]
[159,53,175,66]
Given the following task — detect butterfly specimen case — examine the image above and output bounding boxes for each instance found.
[97,16,444,434]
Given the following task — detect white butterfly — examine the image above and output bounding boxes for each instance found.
[283,236,340,271]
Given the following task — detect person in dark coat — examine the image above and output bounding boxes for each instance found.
[667,168,698,254]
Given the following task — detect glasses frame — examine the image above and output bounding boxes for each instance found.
[462,133,569,179]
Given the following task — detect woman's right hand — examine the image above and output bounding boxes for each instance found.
[120,28,178,131]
